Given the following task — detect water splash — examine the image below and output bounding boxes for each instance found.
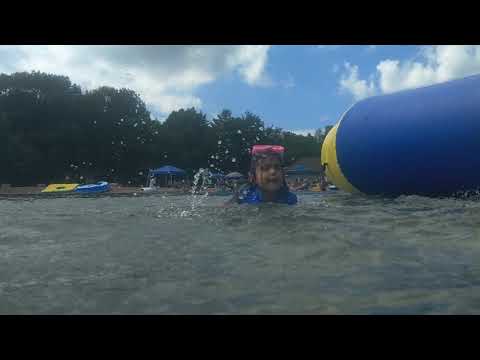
[189,168,214,216]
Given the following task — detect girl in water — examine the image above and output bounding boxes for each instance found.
[226,145,297,205]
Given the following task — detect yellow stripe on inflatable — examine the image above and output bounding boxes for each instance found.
[321,122,360,194]
[41,183,79,193]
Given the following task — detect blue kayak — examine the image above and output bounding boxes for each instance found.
[74,181,111,194]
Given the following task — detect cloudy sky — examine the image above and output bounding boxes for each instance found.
[2,45,480,135]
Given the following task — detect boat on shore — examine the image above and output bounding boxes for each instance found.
[74,181,111,194]
[41,183,79,193]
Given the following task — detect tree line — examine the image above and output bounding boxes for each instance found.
[0,71,333,186]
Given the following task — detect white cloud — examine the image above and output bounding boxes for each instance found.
[290,128,317,136]
[226,45,272,86]
[339,62,377,100]
[377,45,480,93]
[338,45,480,100]
[0,45,272,116]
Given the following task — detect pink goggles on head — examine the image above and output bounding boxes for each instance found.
[251,145,285,156]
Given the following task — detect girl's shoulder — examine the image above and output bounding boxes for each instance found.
[236,184,258,203]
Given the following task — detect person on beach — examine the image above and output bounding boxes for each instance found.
[225,145,297,205]
[149,175,156,188]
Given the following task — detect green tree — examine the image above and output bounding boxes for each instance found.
[210,110,266,174]
[161,108,216,177]
[0,70,331,187]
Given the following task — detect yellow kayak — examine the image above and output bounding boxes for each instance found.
[41,184,79,193]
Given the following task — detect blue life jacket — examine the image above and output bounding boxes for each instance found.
[235,185,297,205]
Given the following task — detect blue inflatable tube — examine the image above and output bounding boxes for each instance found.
[74,181,111,194]
[321,74,480,197]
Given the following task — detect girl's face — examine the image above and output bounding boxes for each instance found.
[255,156,283,193]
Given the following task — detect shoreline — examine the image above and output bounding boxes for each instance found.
[0,185,191,197]
[0,185,327,198]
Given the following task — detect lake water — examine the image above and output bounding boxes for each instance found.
[2,191,480,314]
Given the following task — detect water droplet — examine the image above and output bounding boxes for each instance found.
[164,155,168,158]
[225,150,229,154]
[232,158,236,163]
[80,176,84,180]
[215,155,219,159]
[120,118,124,122]
[211,155,215,159]
[93,121,97,124]
[138,171,143,175]
[112,141,115,145]
[111,169,115,172]
[237,130,242,134]
[242,138,246,141]
[210,164,214,167]
[218,140,222,145]
[134,123,138,127]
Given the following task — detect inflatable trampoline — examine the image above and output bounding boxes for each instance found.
[321,74,480,197]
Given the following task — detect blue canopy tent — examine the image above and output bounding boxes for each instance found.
[148,165,187,187]
[208,172,224,182]
[223,172,246,191]
[225,172,245,180]
[208,172,224,178]
[150,165,186,176]
[206,171,225,187]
